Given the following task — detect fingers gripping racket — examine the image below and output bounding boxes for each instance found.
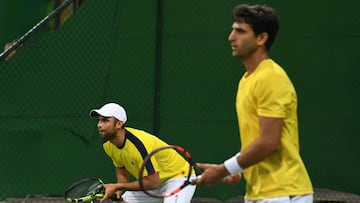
[65,177,122,202]
[138,145,200,198]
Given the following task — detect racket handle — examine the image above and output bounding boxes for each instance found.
[190,175,202,184]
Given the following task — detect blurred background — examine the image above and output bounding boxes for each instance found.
[0,0,359,202]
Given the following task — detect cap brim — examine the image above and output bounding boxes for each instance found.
[89,110,100,117]
[89,109,113,118]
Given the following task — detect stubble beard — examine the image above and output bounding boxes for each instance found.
[234,40,258,60]
[102,130,117,142]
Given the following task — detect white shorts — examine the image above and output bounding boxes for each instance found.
[122,175,197,203]
[245,194,313,203]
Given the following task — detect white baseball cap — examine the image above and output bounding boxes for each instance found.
[89,103,127,123]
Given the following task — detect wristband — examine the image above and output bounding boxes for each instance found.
[224,152,243,175]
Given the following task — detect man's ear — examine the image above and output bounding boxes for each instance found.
[116,120,124,129]
[257,32,269,47]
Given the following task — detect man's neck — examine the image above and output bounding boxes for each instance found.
[242,50,269,75]
[110,128,126,148]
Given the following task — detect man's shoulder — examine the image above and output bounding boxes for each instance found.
[125,127,161,143]
[125,127,151,136]
[256,59,289,79]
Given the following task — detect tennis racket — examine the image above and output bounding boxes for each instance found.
[138,145,201,198]
[65,177,122,202]
[0,0,75,61]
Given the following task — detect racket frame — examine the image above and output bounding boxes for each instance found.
[64,177,104,202]
[138,145,197,198]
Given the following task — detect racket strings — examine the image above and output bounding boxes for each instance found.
[66,179,103,198]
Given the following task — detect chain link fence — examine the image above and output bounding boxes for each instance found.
[1,0,360,202]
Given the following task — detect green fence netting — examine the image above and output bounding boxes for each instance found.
[1,0,360,202]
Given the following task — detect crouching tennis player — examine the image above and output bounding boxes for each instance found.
[90,102,196,203]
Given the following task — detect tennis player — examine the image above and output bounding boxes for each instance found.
[3,39,17,61]
[195,4,314,203]
[89,102,196,203]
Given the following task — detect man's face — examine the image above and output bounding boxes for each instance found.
[96,116,118,141]
[228,21,258,59]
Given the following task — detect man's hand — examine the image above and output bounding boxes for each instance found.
[99,183,121,202]
[113,190,123,201]
[194,163,230,186]
[222,173,241,184]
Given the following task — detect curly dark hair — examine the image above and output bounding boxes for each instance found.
[232,4,279,50]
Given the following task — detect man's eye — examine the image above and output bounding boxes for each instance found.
[236,29,245,33]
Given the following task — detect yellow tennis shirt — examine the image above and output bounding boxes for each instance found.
[103,127,191,184]
[236,59,313,200]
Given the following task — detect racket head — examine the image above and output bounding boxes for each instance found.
[65,177,105,202]
[139,145,197,198]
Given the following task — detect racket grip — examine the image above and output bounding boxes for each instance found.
[190,175,202,184]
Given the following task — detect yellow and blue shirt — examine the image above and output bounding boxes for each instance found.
[103,127,190,184]
[236,59,313,200]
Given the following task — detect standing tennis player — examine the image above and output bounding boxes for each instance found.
[89,102,196,203]
[195,4,313,203]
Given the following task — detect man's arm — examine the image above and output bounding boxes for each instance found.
[99,167,160,202]
[116,167,129,183]
[237,116,283,168]
[112,167,128,199]
[113,166,161,191]
[196,116,283,185]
